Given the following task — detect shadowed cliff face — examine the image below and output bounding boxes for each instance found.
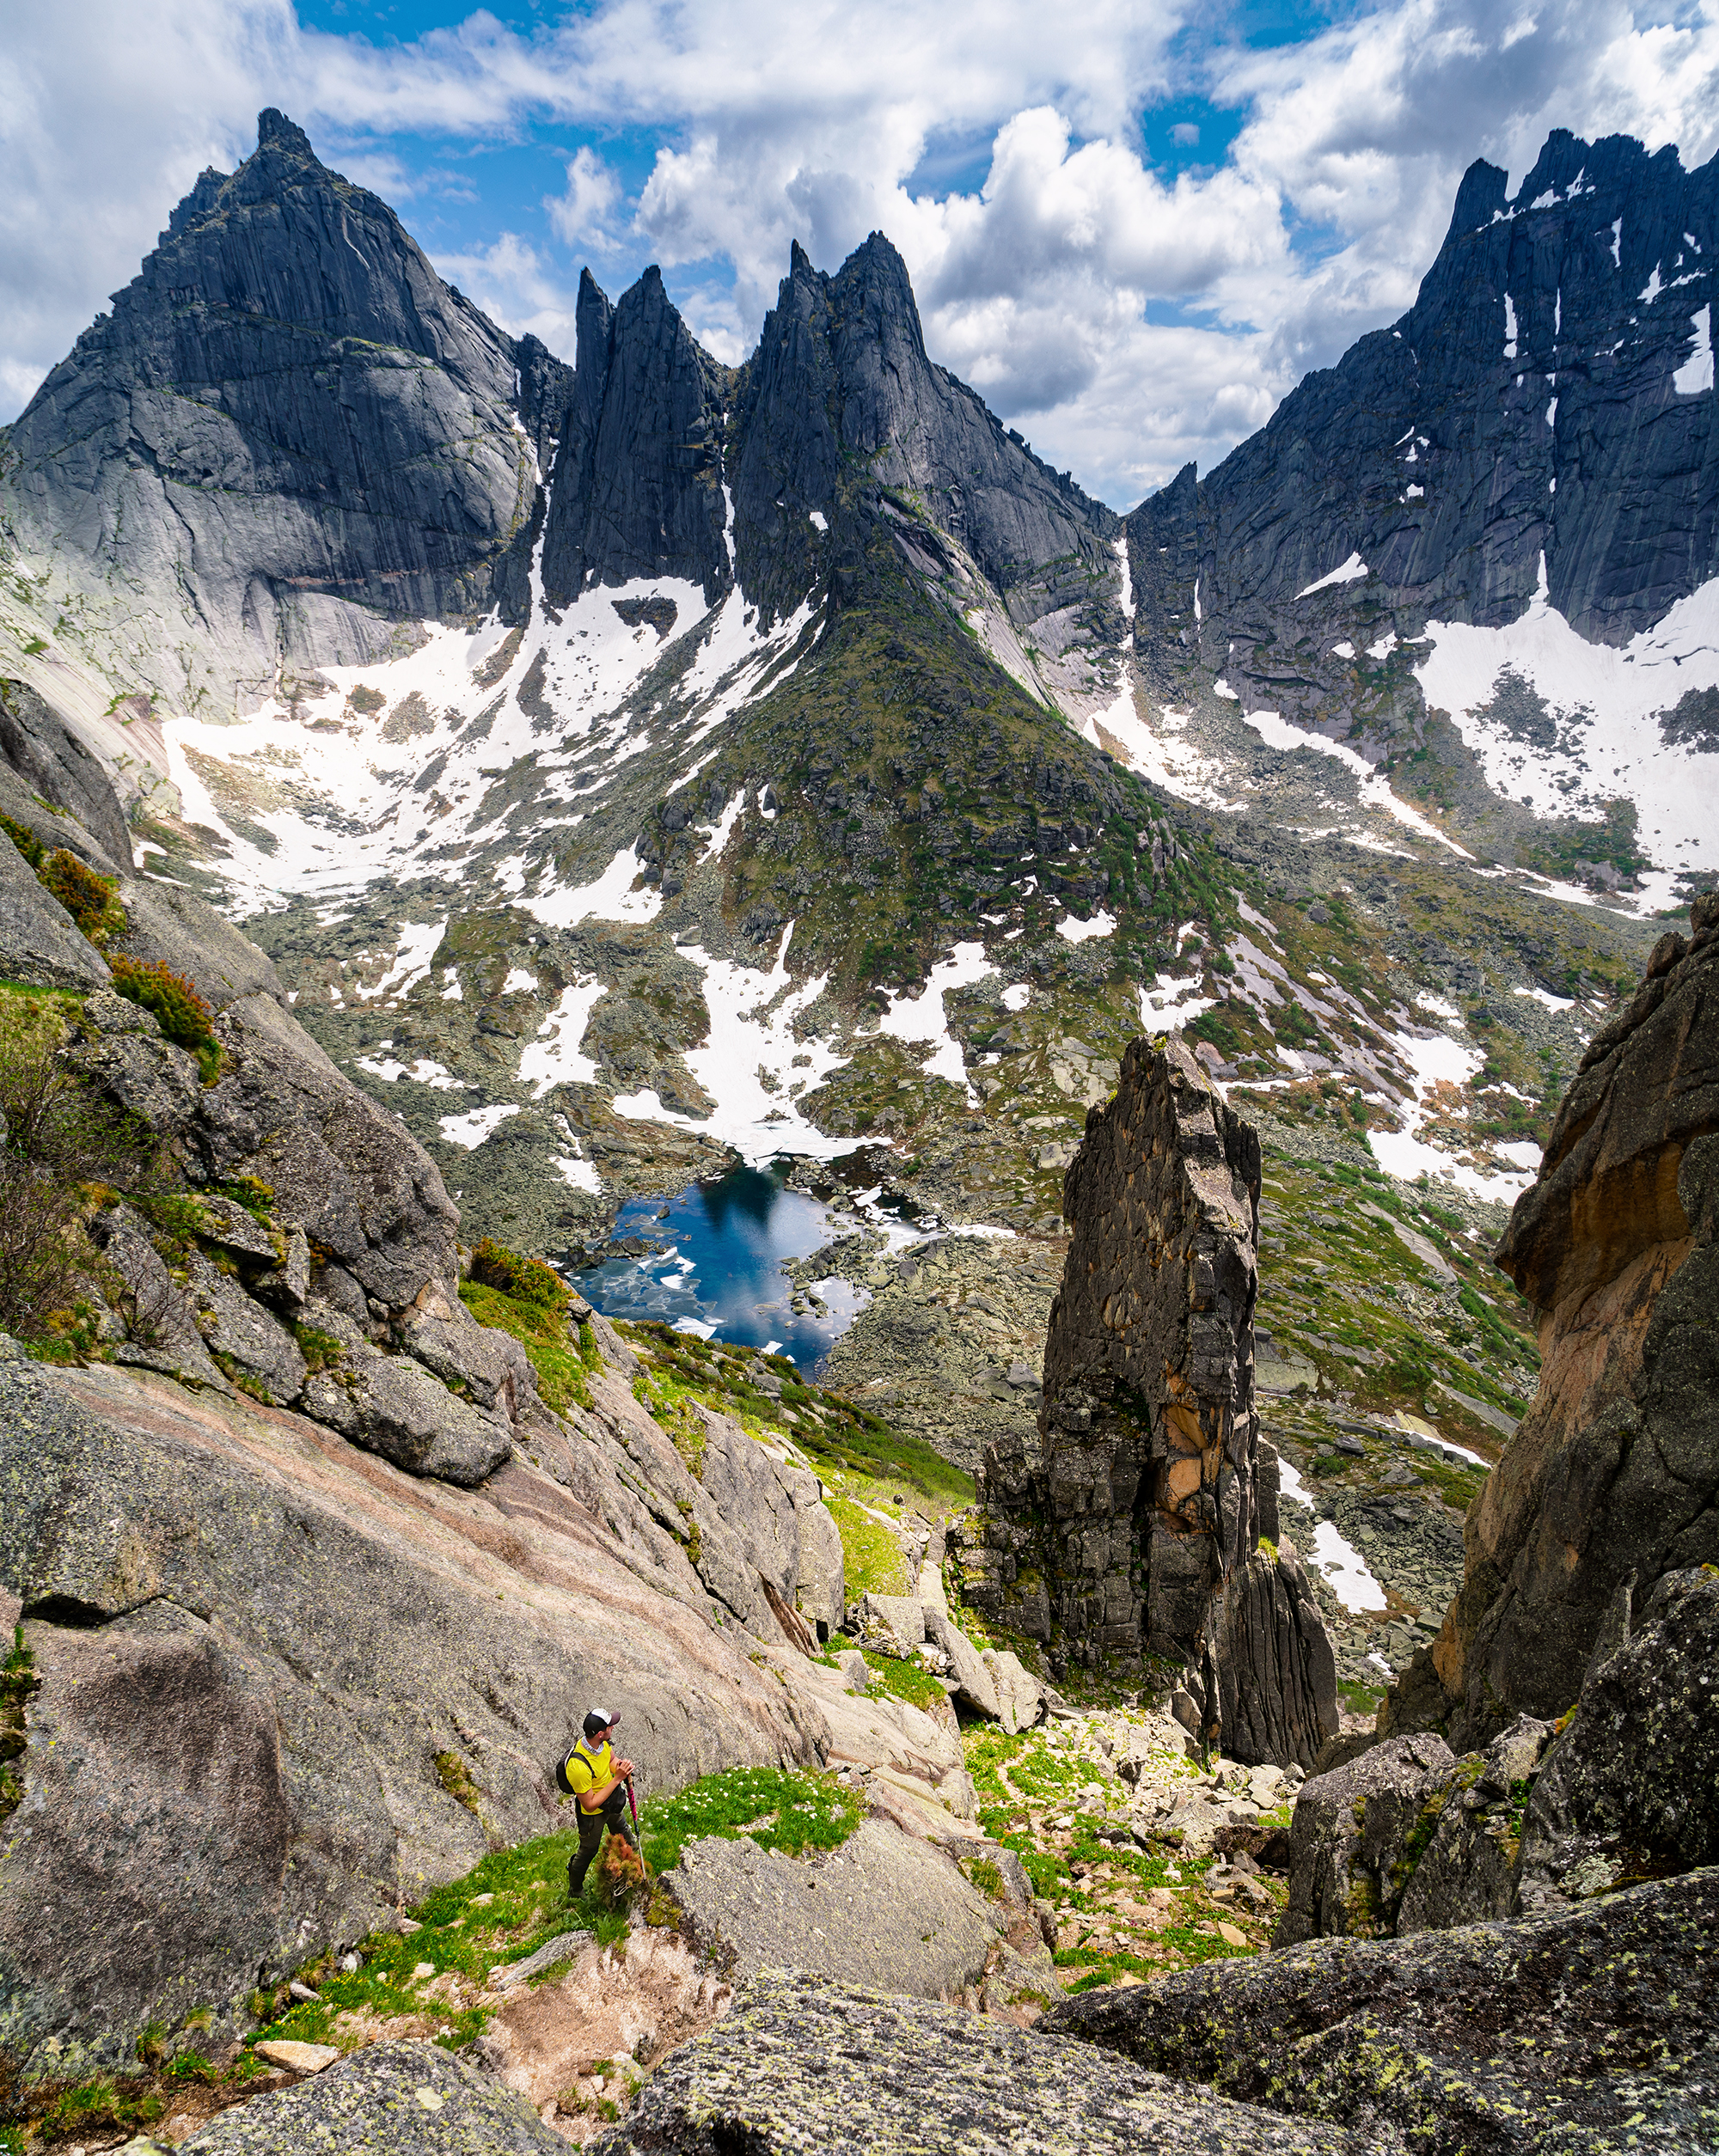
[1,110,560,704]
[539,266,733,612]
[1388,890,1719,1748]
[728,234,1120,631]
[1131,128,1719,718]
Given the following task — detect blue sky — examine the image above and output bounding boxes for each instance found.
[4,0,1718,504]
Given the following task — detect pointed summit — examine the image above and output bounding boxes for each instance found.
[3,111,561,707]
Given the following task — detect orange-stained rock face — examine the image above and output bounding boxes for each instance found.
[1392,892,1719,1750]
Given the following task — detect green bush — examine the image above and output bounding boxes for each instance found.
[0,813,43,870]
[0,993,155,1339]
[107,957,220,1080]
[41,849,126,943]
[468,1236,571,1315]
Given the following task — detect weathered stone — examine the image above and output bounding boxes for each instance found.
[1395,1714,1555,1936]
[983,1647,1048,1735]
[1211,1542,1339,1774]
[0,679,134,864]
[1051,1869,1719,2155]
[182,1249,307,1405]
[1275,1732,1458,1945]
[300,1348,511,1487]
[593,1972,1365,2155]
[658,1817,1057,2006]
[0,1345,825,2081]
[182,2038,565,2153]
[925,1605,1000,1719]
[251,2039,340,2074]
[89,1206,233,1396]
[1514,1565,1719,1917]
[975,1037,1335,1767]
[0,821,112,991]
[1389,897,1719,1748]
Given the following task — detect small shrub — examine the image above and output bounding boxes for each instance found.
[592,1832,648,1908]
[468,1237,569,1315]
[108,957,220,1080]
[0,813,43,870]
[0,996,155,1338]
[41,849,126,943]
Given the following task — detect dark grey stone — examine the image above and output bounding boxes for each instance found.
[1130,130,1719,724]
[1051,1868,1719,2155]
[594,1972,1365,2155]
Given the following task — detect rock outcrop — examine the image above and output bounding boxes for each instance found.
[1051,1866,1719,2153]
[1388,891,1719,1747]
[1131,128,1719,722]
[0,1322,847,2082]
[966,1039,1337,1768]
[593,1971,1365,2155]
[181,2037,565,2154]
[656,1817,1060,2012]
[0,701,856,2085]
[1275,1563,1717,1951]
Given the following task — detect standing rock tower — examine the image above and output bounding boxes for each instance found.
[962,1037,1337,1767]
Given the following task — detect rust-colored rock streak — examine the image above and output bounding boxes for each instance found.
[1392,892,1719,1748]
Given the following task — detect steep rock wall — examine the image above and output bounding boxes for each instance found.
[1,112,561,708]
[1388,890,1719,1747]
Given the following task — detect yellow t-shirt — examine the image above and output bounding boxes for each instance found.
[564,1737,613,1810]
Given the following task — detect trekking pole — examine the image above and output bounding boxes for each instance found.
[627,1773,639,1839]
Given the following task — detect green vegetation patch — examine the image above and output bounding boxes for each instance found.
[639,1765,861,1875]
[858,1647,947,1711]
[459,1240,599,1414]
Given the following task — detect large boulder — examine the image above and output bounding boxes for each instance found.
[1514,1565,1719,1916]
[1394,1714,1554,1935]
[657,1817,1057,2010]
[181,2037,564,2154]
[1275,1732,1457,1945]
[1392,895,1719,1748]
[593,1971,1365,2155]
[1051,1867,1719,2154]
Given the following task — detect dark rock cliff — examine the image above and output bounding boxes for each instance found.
[727,234,1119,629]
[539,266,732,612]
[1132,129,1718,718]
[1,111,564,703]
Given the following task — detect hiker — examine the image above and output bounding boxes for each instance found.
[560,1707,638,1899]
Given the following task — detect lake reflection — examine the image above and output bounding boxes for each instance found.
[578,1162,868,1372]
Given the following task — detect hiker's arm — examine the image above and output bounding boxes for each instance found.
[582,1759,633,1806]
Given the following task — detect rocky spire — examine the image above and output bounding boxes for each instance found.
[539,265,731,610]
[967,1037,1337,1768]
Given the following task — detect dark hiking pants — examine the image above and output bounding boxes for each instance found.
[567,1783,635,1896]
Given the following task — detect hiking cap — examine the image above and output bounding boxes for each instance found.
[585,1706,618,1730]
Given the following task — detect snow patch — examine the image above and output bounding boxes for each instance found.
[878,942,996,1099]
[1673,306,1713,395]
[518,980,607,1096]
[1055,908,1116,944]
[1297,553,1368,597]
[439,1102,522,1149]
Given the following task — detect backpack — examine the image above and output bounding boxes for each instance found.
[554,1735,601,1799]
